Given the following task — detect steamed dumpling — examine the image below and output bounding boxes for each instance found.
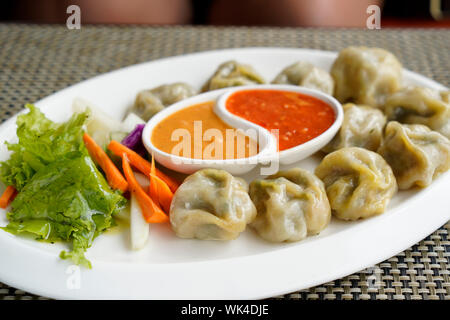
[322,103,386,153]
[377,121,450,189]
[170,169,256,240]
[201,60,265,92]
[331,46,402,108]
[383,87,450,139]
[130,82,197,121]
[315,147,397,220]
[249,168,331,242]
[272,61,334,95]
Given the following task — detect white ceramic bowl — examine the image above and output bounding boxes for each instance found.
[143,84,343,174]
[142,88,276,175]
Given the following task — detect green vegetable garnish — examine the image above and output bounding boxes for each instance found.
[0,105,126,268]
[1,105,88,190]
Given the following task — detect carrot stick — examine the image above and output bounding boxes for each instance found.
[150,174,174,214]
[83,133,128,193]
[148,156,159,208]
[108,140,180,192]
[122,155,168,223]
[0,186,17,209]
[149,156,173,213]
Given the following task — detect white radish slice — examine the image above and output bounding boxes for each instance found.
[122,112,145,133]
[130,172,150,251]
[130,194,149,251]
[72,97,125,147]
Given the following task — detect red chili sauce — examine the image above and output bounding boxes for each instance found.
[226,89,335,151]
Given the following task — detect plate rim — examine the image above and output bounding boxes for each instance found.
[0,47,448,300]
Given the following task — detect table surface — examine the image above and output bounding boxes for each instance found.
[0,23,449,300]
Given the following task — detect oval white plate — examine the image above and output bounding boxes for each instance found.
[0,48,448,300]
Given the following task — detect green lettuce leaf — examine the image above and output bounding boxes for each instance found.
[3,154,125,268]
[0,104,89,190]
[0,105,126,268]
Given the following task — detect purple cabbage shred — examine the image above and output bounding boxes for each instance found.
[121,124,147,157]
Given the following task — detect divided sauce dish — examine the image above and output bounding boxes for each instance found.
[142,84,344,174]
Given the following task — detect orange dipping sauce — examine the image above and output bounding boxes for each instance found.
[152,101,258,160]
[226,89,335,151]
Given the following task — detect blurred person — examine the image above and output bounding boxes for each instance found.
[208,0,383,27]
[1,0,383,26]
[1,0,448,27]
[1,0,192,24]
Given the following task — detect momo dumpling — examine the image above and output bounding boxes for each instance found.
[249,168,331,242]
[170,169,256,240]
[383,87,450,139]
[315,147,397,220]
[322,103,386,153]
[201,60,265,92]
[377,121,450,189]
[130,82,196,121]
[272,61,334,95]
[331,46,402,108]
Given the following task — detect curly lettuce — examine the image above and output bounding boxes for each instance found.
[0,105,126,268]
[0,104,88,190]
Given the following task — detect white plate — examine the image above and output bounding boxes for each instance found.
[0,48,448,300]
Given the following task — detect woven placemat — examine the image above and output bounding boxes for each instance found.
[0,24,448,300]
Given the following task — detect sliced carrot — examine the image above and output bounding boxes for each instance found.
[122,155,168,223]
[150,174,174,214]
[148,156,159,208]
[83,133,128,193]
[149,156,174,213]
[0,186,17,209]
[108,140,180,192]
